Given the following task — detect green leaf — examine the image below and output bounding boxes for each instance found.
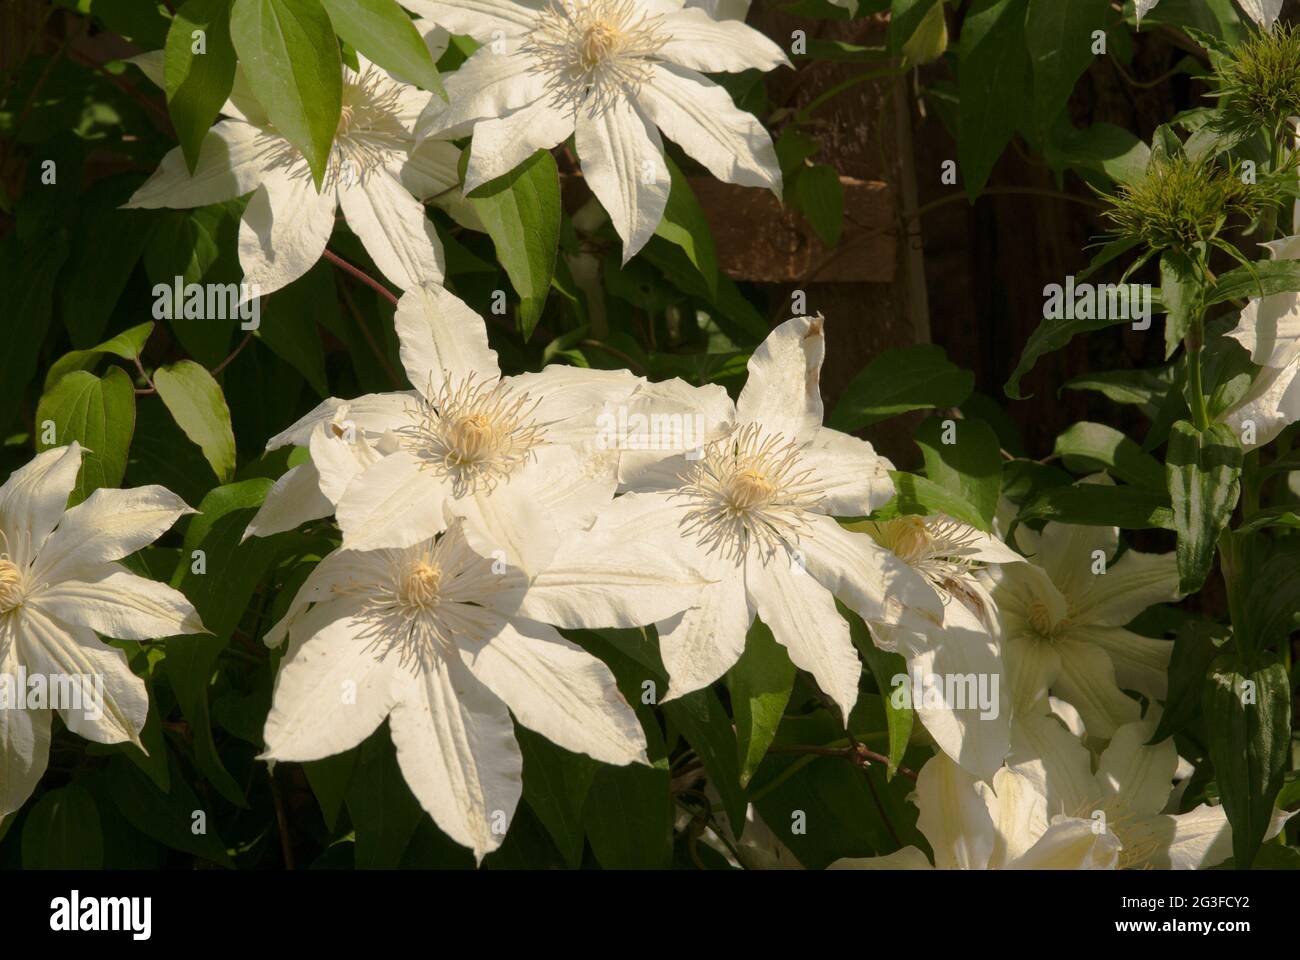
[1203,655,1291,868]
[914,417,1002,530]
[1025,0,1111,132]
[35,367,137,506]
[260,267,331,395]
[1051,122,1151,185]
[229,0,342,188]
[1166,420,1242,594]
[653,154,718,295]
[45,322,154,392]
[0,231,70,435]
[1005,309,1129,399]
[1151,619,1229,742]
[663,686,746,836]
[1019,483,1174,529]
[469,148,561,340]
[1206,260,1300,306]
[319,0,443,94]
[1159,248,1200,359]
[726,620,796,788]
[846,606,912,778]
[346,728,425,868]
[879,471,990,531]
[829,344,973,430]
[21,785,103,868]
[1053,421,1166,490]
[304,751,356,833]
[516,726,596,868]
[957,0,1031,199]
[165,0,238,172]
[583,763,673,869]
[793,164,844,247]
[153,360,238,483]
[102,755,235,866]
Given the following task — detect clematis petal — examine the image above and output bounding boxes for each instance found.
[416,46,547,140]
[828,846,934,870]
[1007,816,1121,869]
[238,169,338,299]
[336,451,450,551]
[637,63,781,192]
[125,120,274,209]
[394,285,501,398]
[1067,624,1171,699]
[265,393,417,450]
[518,493,718,631]
[1032,522,1119,605]
[658,7,791,72]
[339,172,445,291]
[659,570,751,701]
[1053,639,1141,740]
[1096,717,1177,819]
[460,617,648,766]
[509,365,641,448]
[261,599,401,761]
[388,652,523,864]
[745,554,860,719]
[401,139,465,200]
[17,607,148,746]
[1002,630,1062,718]
[0,443,82,568]
[463,98,576,193]
[30,566,206,640]
[575,94,671,262]
[32,485,193,585]
[912,751,996,869]
[1071,545,1180,628]
[1142,805,1292,869]
[735,316,824,441]
[243,463,333,541]
[797,428,896,515]
[894,599,1010,781]
[0,642,52,818]
[401,0,544,41]
[1008,709,1099,819]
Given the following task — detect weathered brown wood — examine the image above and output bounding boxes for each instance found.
[688,175,895,284]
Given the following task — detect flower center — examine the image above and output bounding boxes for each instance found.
[399,560,443,612]
[528,0,668,109]
[399,375,545,496]
[677,423,822,561]
[1027,599,1069,640]
[0,557,24,614]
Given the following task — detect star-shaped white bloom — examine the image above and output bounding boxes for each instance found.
[0,445,206,818]
[852,514,1024,780]
[126,44,461,299]
[829,749,1121,870]
[247,285,641,576]
[988,522,1180,741]
[1223,235,1300,450]
[1136,0,1280,29]
[524,316,944,720]
[1009,709,1293,869]
[261,513,649,862]
[408,0,788,260]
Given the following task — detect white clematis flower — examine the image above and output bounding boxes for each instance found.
[1223,235,1300,450]
[250,285,640,577]
[829,750,1121,870]
[0,445,206,818]
[988,522,1180,741]
[260,514,648,862]
[126,48,461,299]
[408,0,788,261]
[1136,0,1281,30]
[850,514,1024,780]
[1010,710,1293,869]
[523,316,944,720]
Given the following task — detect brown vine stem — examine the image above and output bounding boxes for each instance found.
[910,186,1106,221]
[769,742,918,782]
[211,330,255,376]
[580,339,647,376]
[323,248,400,307]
